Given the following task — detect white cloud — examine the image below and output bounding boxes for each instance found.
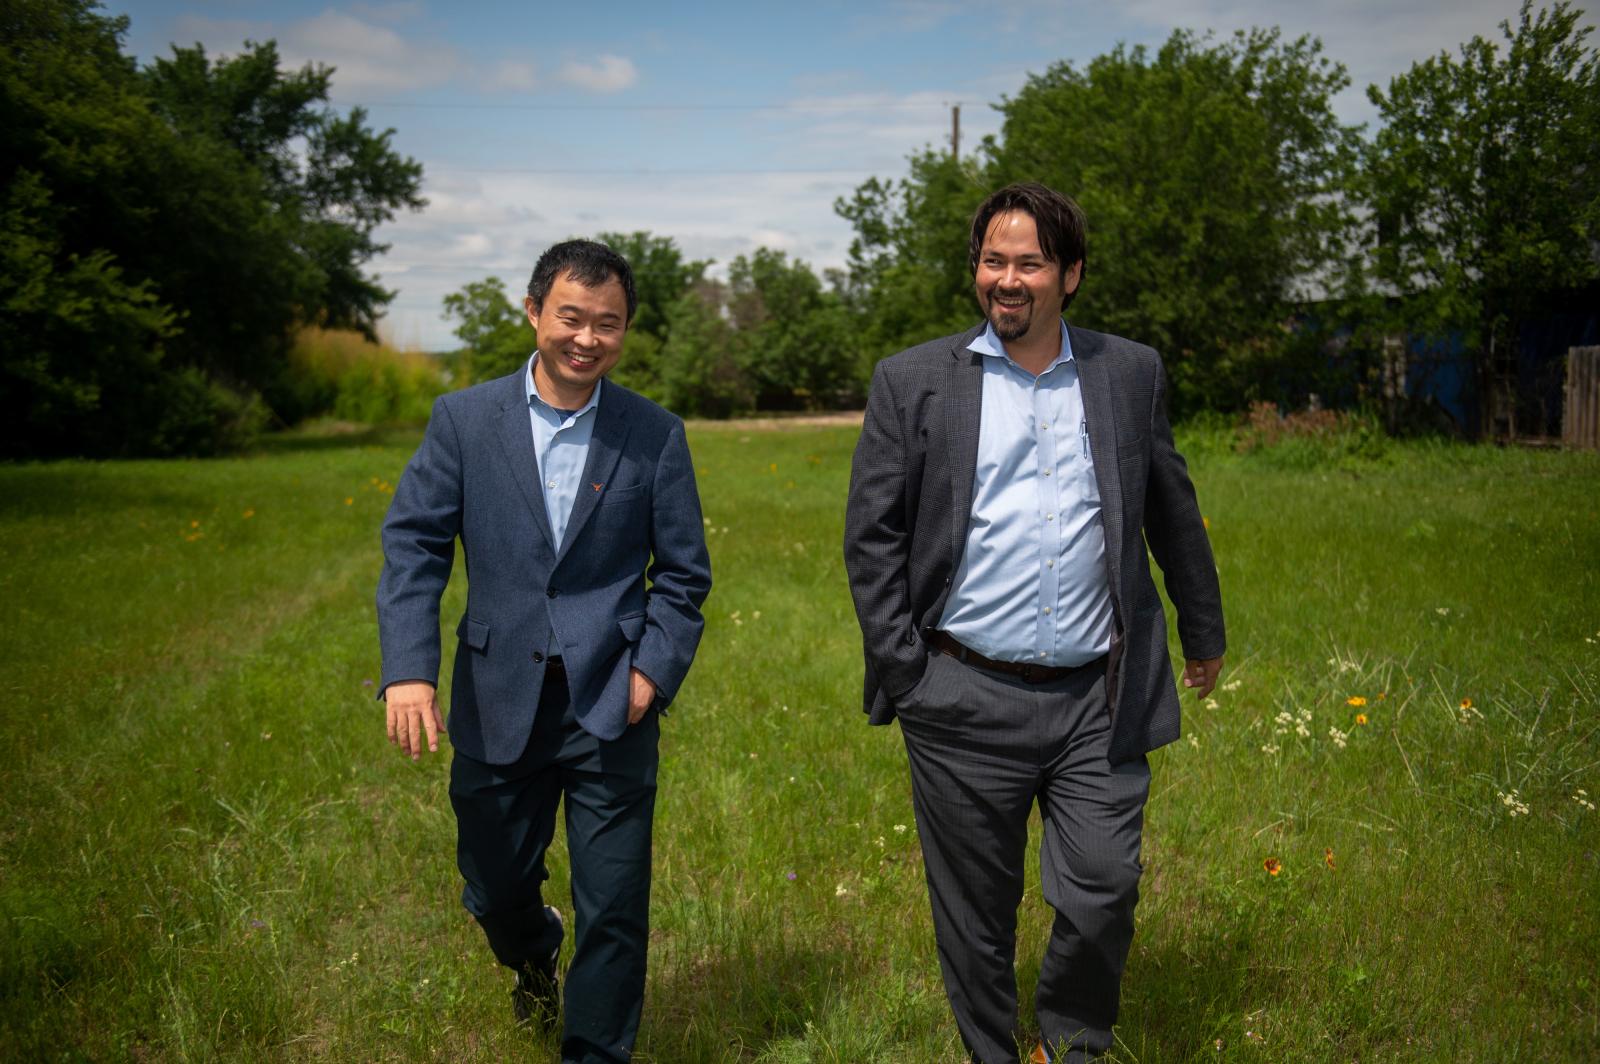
[557,54,639,93]
[172,9,462,96]
[285,9,462,94]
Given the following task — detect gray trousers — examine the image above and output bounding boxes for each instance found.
[897,650,1150,1064]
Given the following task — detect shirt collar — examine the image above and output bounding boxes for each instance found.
[525,352,602,420]
[967,319,1073,373]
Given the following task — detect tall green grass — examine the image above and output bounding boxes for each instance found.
[1,426,1596,1061]
[271,327,448,428]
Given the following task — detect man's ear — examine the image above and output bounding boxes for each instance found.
[1063,261,1083,299]
[523,295,540,327]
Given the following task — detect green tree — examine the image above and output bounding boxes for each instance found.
[141,39,425,395]
[1365,1,1600,435]
[834,151,989,366]
[0,1,424,456]
[2,0,197,454]
[727,248,861,409]
[990,28,1363,415]
[592,231,707,403]
[594,230,709,345]
[442,278,529,383]
[657,281,750,418]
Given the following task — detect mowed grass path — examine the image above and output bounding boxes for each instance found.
[2,424,1597,1062]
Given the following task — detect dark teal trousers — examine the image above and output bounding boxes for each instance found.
[449,675,659,1064]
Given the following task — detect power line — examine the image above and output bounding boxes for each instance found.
[424,166,879,175]
[354,100,952,112]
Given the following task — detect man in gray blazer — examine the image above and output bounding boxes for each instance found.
[844,183,1224,1063]
[378,240,711,1064]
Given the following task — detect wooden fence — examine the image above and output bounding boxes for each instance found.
[1565,346,1600,450]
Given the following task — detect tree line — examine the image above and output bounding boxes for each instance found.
[5,1,1596,454]
[449,3,1597,427]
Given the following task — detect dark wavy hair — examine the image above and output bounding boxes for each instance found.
[968,182,1088,308]
[527,239,638,323]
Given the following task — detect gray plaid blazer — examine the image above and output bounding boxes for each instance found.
[843,323,1225,764]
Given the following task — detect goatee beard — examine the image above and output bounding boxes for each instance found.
[989,291,1031,341]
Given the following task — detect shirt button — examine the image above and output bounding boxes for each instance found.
[1046,513,1055,522]
[1047,559,1055,568]
[547,480,556,489]
[1039,652,1047,658]
[1043,607,1053,615]
[1043,468,1051,477]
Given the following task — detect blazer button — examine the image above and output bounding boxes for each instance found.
[532,651,544,663]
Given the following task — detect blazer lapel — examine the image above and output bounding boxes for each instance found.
[556,379,631,562]
[494,371,557,555]
[945,331,986,568]
[1071,326,1125,608]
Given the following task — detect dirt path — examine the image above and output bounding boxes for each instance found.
[686,411,865,431]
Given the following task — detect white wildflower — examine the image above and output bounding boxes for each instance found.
[1497,789,1530,817]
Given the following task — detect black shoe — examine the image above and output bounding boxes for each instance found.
[511,905,563,1030]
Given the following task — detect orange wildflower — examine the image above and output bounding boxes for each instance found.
[1355,713,1368,726]
[1459,697,1473,710]
[1347,696,1367,707]
[1263,857,1281,877]
[1324,848,1336,870]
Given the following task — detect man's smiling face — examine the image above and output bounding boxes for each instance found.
[525,270,628,407]
[974,209,1081,345]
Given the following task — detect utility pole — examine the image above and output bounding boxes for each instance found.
[951,103,961,159]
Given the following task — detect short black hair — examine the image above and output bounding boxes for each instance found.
[527,239,638,323]
[969,182,1089,306]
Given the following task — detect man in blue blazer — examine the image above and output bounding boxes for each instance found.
[378,240,711,1063]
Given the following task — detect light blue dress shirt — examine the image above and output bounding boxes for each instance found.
[524,353,600,549]
[937,321,1114,666]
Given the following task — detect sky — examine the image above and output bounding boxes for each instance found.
[109,0,1578,350]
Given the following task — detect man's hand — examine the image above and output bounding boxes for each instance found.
[628,668,657,725]
[386,680,444,760]
[1181,657,1224,700]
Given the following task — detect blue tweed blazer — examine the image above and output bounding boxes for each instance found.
[378,371,712,764]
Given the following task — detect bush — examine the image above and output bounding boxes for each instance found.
[1234,400,1388,468]
[275,328,446,427]
[142,368,269,456]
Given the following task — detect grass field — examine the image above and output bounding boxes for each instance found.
[2,422,1597,1062]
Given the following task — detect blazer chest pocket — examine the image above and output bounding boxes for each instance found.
[457,616,490,652]
[599,483,645,506]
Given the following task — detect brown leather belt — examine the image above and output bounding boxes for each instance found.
[929,630,1105,685]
